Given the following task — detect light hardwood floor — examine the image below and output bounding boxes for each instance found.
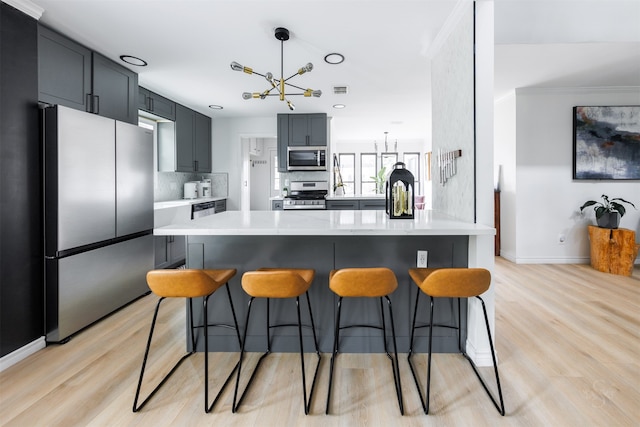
[1,258,638,426]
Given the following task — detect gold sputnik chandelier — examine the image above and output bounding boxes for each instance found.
[230,27,321,111]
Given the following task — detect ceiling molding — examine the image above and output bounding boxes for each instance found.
[1,0,43,19]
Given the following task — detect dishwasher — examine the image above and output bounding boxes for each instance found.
[191,201,216,219]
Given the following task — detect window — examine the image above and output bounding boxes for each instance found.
[403,152,420,195]
[337,153,355,196]
[381,153,398,175]
[361,153,378,195]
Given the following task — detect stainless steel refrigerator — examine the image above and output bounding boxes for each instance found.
[44,105,154,343]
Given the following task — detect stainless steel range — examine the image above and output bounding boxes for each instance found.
[283,181,328,210]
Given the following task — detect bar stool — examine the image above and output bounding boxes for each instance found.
[407,267,505,415]
[233,268,321,415]
[326,267,404,415]
[133,268,241,413]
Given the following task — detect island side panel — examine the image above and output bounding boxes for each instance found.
[186,234,468,353]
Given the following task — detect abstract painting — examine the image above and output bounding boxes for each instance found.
[573,106,640,180]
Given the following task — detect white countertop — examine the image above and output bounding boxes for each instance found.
[154,209,495,236]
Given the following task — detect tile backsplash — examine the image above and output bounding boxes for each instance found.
[155,172,228,202]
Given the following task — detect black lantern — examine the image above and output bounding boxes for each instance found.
[385,162,415,219]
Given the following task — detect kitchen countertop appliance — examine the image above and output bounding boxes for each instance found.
[43,105,154,343]
[184,181,199,199]
[283,181,328,210]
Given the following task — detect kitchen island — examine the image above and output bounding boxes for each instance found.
[155,210,494,354]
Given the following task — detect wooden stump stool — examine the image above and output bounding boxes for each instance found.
[588,226,639,276]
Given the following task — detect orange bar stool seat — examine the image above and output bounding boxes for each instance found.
[133,268,241,413]
[407,267,505,415]
[326,267,404,415]
[233,268,320,415]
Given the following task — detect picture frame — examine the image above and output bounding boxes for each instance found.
[573,105,640,180]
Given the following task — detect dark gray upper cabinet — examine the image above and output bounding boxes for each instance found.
[175,104,196,172]
[288,113,327,146]
[194,112,212,173]
[277,114,289,172]
[138,86,176,121]
[159,103,211,173]
[38,25,91,112]
[38,25,138,124]
[92,53,137,124]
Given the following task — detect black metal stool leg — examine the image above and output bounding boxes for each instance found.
[299,292,321,415]
[385,296,404,415]
[461,296,506,415]
[326,296,343,414]
[407,288,429,412]
[203,294,210,412]
[133,297,196,412]
[204,282,243,413]
[232,297,254,413]
[426,296,435,414]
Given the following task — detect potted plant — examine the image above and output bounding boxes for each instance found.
[580,194,636,229]
[371,166,387,194]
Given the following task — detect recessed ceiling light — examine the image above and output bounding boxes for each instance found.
[208,105,223,110]
[324,53,345,65]
[333,104,346,109]
[119,55,147,66]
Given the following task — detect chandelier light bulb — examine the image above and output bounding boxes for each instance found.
[287,100,295,111]
[312,90,322,97]
[231,61,244,72]
[242,92,253,100]
[298,63,313,74]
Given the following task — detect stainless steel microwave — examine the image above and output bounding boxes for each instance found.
[287,146,327,171]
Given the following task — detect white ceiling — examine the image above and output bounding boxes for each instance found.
[20,0,640,141]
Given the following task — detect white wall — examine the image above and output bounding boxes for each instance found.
[494,93,517,259]
[212,116,277,210]
[497,86,640,263]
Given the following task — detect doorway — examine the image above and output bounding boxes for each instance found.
[243,137,278,211]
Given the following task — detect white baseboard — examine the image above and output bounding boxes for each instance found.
[514,257,590,264]
[465,338,495,367]
[0,337,46,372]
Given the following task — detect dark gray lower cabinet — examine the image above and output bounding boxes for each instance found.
[326,199,385,210]
[326,200,358,210]
[154,235,186,269]
[359,199,386,210]
[214,199,226,213]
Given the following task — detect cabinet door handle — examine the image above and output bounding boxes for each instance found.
[149,98,154,112]
[93,95,99,114]
[194,160,198,171]
[86,94,92,113]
